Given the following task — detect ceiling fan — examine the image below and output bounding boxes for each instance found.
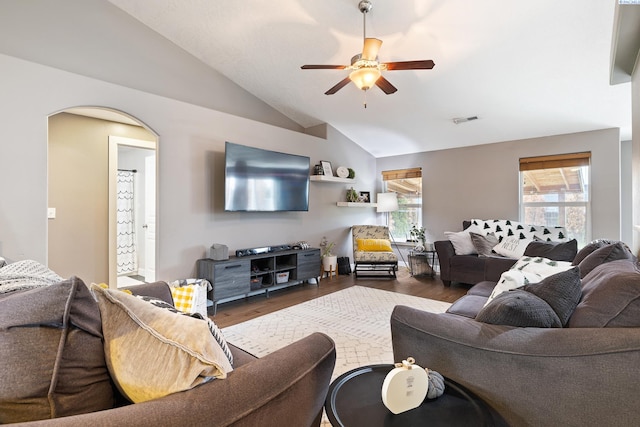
[301,0,435,101]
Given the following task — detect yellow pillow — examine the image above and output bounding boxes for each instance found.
[357,238,392,252]
[94,282,132,295]
[170,285,196,313]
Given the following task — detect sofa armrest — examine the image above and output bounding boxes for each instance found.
[434,240,455,283]
[16,332,336,427]
[391,305,640,427]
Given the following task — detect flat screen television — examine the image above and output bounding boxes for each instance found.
[224,141,310,212]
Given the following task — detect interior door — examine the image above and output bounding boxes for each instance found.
[108,135,157,287]
[144,154,156,282]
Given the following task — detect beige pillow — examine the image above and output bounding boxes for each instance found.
[92,285,232,403]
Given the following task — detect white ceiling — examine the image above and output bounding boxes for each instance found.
[107,0,632,157]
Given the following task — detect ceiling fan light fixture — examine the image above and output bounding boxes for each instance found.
[300,0,434,99]
[349,67,381,91]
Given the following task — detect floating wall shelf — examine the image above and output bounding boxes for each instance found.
[337,202,377,208]
[310,175,355,184]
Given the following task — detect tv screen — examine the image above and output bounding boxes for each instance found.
[224,141,310,212]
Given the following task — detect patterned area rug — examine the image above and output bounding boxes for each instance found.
[221,286,451,425]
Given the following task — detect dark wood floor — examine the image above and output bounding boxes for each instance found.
[211,268,469,328]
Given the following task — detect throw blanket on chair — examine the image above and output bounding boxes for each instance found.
[0,260,63,293]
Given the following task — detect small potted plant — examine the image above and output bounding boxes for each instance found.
[346,187,359,203]
[320,236,337,275]
[410,225,427,251]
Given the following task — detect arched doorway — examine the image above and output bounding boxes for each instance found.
[47,107,158,288]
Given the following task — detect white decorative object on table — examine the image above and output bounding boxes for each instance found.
[336,166,349,178]
[381,357,429,414]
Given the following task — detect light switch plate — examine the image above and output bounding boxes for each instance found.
[47,207,56,219]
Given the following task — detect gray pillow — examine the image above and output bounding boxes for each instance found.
[522,266,581,326]
[476,289,562,328]
[469,232,499,256]
[0,277,114,423]
[569,260,640,327]
[577,242,635,279]
[572,240,614,266]
[524,239,578,262]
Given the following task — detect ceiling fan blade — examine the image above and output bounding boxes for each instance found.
[301,65,347,70]
[362,38,383,61]
[383,60,435,70]
[325,77,352,95]
[375,76,398,94]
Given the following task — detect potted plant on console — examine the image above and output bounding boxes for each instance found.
[320,236,337,276]
[410,224,427,251]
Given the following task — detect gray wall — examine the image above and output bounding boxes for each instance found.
[377,128,623,244]
[0,0,302,133]
[0,53,377,282]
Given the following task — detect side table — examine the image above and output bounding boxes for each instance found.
[408,249,437,277]
[325,364,505,427]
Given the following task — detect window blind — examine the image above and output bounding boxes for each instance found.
[381,167,422,181]
[519,152,591,171]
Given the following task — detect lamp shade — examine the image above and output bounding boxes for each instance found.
[377,192,399,213]
[349,67,381,91]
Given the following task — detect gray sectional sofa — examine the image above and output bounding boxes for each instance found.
[391,240,639,426]
[1,277,336,426]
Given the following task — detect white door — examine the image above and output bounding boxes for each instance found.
[144,154,156,282]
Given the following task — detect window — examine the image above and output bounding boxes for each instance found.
[382,168,422,242]
[519,152,591,246]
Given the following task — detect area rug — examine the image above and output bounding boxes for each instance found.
[221,286,451,425]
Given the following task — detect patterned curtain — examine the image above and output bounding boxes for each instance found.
[117,171,137,275]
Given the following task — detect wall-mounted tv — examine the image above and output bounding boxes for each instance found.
[224,141,310,212]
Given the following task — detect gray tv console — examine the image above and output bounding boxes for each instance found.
[196,248,321,315]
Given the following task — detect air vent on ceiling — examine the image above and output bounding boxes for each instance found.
[452,116,479,124]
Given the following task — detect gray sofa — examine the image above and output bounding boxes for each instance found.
[435,238,516,286]
[391,241,640,426]
[435,221,577,286]
[2,279,336,426]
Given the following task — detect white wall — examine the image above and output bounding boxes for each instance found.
[0,54,376,282]
[377,128,623,245]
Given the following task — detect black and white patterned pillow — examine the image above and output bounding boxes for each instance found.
[471,219,567,242]
[136,295,233,366]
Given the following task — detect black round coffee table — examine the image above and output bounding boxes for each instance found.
[325,364,504,427]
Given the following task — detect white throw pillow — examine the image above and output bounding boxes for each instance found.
[445,225,483,255]
[484,256,573,306]
[492,237,533,258]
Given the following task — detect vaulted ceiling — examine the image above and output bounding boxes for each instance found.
[108,0,631,157]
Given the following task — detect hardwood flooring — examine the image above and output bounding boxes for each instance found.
[211,268,469,328]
